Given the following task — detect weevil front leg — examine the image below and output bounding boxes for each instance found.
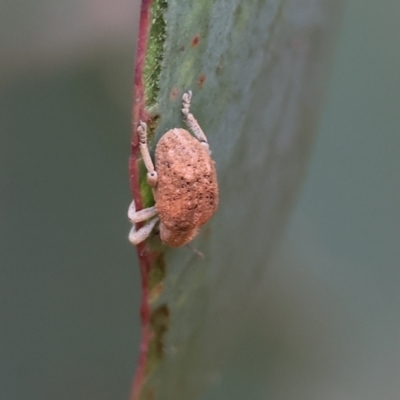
[138,121,158,187]
[128,199,159,245]
[182,91,210,152]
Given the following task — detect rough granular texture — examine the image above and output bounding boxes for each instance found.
[155,128,219,247]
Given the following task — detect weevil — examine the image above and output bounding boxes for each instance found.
[128,91,219,247]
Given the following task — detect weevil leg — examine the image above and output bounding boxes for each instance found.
[128,200,157,223]
[128,217,159,245]
[182,91,210,152]
[128,199,159,245]
[138,121,158,187]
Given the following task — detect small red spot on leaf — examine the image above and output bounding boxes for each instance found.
[197,74,206,88]
[191,35,200,47]
[169,87,179,101]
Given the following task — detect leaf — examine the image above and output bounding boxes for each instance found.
[129,1,345,399]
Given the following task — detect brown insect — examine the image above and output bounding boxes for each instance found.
[128,91,219,247]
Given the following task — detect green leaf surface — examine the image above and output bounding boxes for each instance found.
[131,1,345,399]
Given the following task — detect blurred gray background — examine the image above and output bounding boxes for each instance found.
[1,1,399,399]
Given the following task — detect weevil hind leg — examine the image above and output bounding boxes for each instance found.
[128,199,159,245]
[182,91,210,153]
[129,217,159,245]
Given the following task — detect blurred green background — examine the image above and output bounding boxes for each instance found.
[1,1,399,399]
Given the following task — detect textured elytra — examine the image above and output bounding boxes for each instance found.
[154,128,218,247]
